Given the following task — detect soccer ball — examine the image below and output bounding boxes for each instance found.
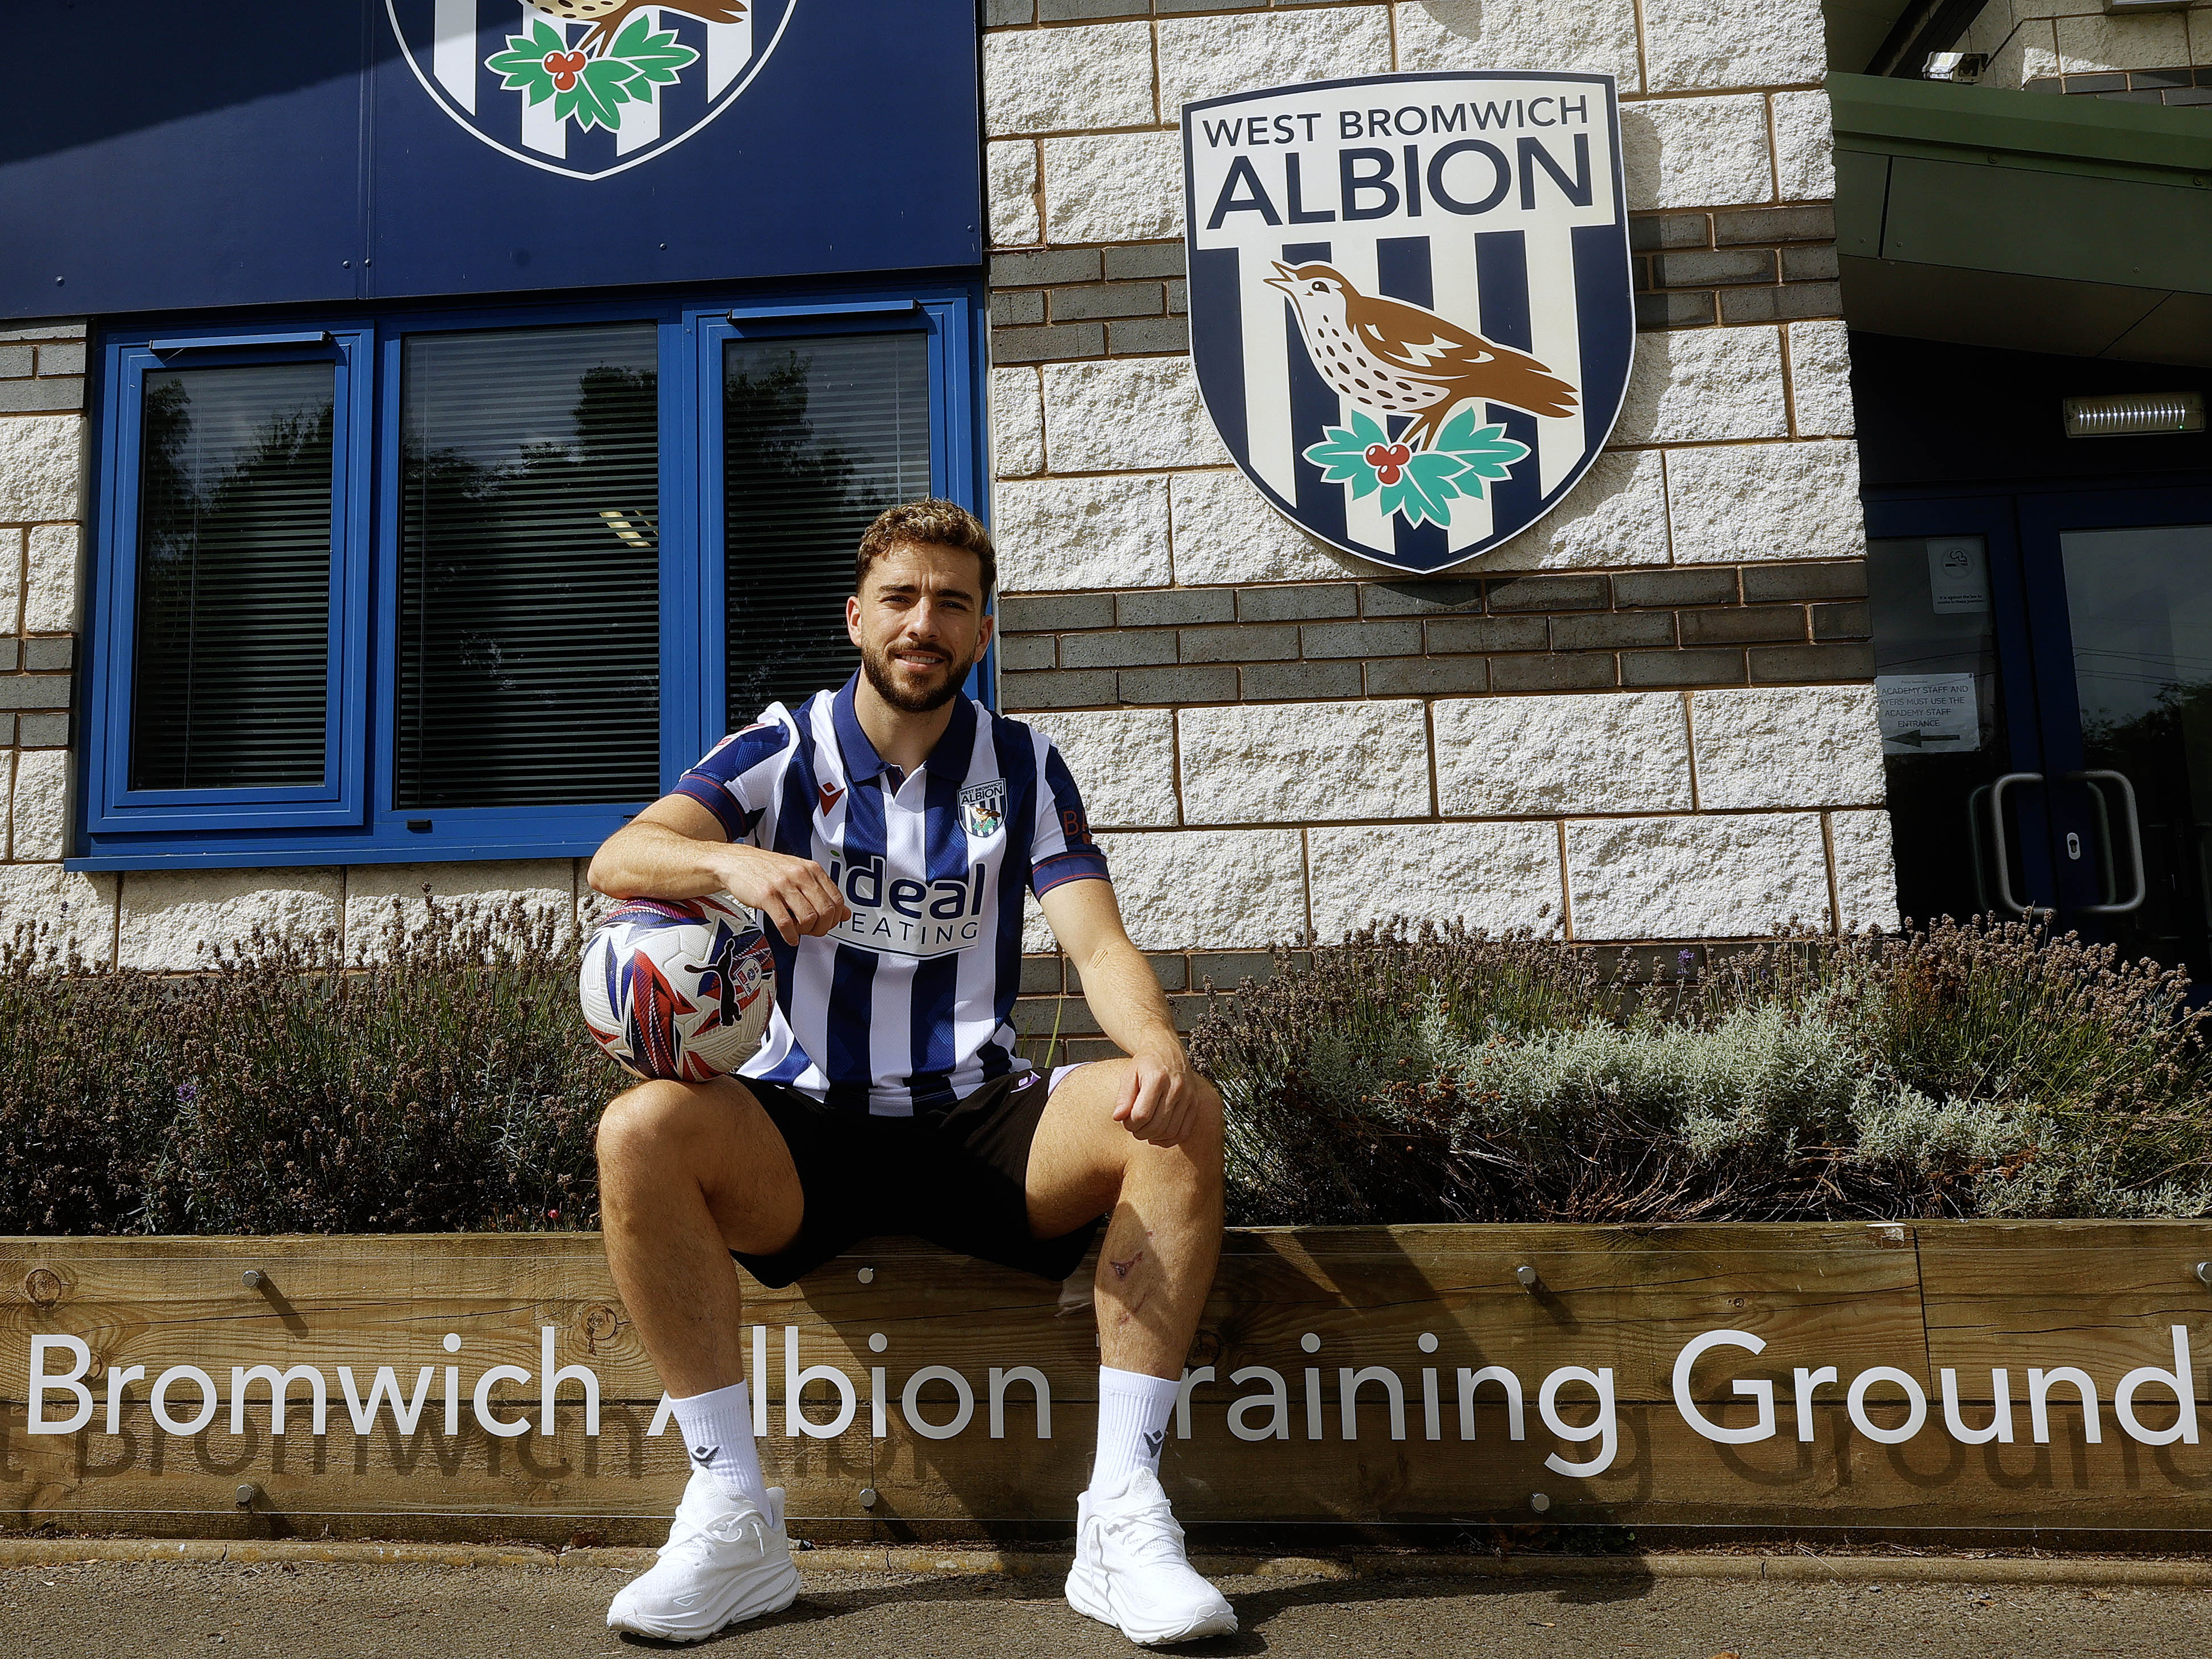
[579,894,777,1082]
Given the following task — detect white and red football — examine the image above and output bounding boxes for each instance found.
[579,894,776,1082]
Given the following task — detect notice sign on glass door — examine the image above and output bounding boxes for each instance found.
[1927,538,1990,614]
[1876,673,1980,755]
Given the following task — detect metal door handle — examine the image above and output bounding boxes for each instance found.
[2066,769,2147,916]
[1986,772,2050,919]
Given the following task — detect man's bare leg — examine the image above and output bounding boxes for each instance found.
[594,1076,805,1398]
[597,1077,810,1637]
[1030,1059,1236,1643]
[1026,1059,1226,1380]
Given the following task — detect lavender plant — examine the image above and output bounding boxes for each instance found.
[1189,920,2212,1226]
[0,898,605,1234]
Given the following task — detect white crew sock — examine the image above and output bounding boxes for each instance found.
[668,1380,768,1509]
[1090,1366,1181,1497]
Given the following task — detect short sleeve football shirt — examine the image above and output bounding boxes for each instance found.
[672,674,1109,1115]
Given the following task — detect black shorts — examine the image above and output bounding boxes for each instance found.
[728,1067,1103,1289]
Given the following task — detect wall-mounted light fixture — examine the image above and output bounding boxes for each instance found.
[2103,0,2191,16]
[2063,391,2205,438]
[1922,52,1987,81]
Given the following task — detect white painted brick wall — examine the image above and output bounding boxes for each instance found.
[1392,0,1642,89]
[1094,828,1307,949]
[1022,709,1180,828]
[1640,0,1828,93]
[1662,441,1866,564]
[1435,692,1692,816]
[988,140,1041,249]
[9,748,68,862]
[1155,11,1394,112]
[0,414,80,521]
[1785,320,1855,439]
[994,475,1172,592]
[118,868,343,971]
[1620,95,1775,212]
[343,861,578,965]
[1771,91,1837,200]
[1178,701,1431,824]
[1166,469,1347,586]
[0,864,115,965]
[0,527,19,634]
[1309,820,1565,938]
[1615,326,1790,445]
[1479,449,1670,571]
[1566,813,1834,939]
[1042,131,1182,245]
[1691,686,1886,810]
[990,367,1045,480]
[1829,808,1903,933]
[985,23,1157,136]
[1042,358,1227,472]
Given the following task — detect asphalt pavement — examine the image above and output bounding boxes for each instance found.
[2,1559,2209,1658]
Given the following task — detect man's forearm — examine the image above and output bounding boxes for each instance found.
[587,823,738,901]
[1075,937,1182,1062]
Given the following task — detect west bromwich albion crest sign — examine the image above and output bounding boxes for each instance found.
[388,0,797,181]
[1184,72,1635,575]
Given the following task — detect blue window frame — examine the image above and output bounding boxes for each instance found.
[74,284,986,872]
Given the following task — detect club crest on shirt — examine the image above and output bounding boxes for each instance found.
[959,781,1008,840]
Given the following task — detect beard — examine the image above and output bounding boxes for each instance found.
[858,634,975,714]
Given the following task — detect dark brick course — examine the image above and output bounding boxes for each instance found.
[1750,642,1876,681]
[1180,623,1300,662]
[1243,660,1360,699]
[1237,585,1356,622]
[1117,588,1234,627]
[1241,660,1359,699]
[1679,605,1806,645]
[992,564,1878,715]
[1622,648,1745,688]
[1302,619,1421,658]
[1627,204,1841,333]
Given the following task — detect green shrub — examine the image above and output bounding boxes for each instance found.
[0,900,606,1234]
[1189,920,2212,1225]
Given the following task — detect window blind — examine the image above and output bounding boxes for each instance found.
[129,363,336,791]
[723,332,932,727]
[396,324,660,809]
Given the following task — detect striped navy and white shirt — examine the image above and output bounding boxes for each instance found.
[673,675,1109,1116]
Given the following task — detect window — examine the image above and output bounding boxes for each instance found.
[81,290,983,869]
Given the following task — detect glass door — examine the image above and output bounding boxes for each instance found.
[1865,500,2055,930]
[1866,486,2212,982]
[2024,491,2212,982]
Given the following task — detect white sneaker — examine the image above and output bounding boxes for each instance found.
[606,1469,801,1642]
[1066,1468,1237,1646]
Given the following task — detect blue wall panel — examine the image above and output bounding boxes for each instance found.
[0,0,981,319]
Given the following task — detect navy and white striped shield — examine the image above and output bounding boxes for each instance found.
[387,1,797,181]
[1183,72,1635,574]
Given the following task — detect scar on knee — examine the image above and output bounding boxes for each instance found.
[1108,1249,1145,1281]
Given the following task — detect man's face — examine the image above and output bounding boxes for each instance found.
[846,541,994,714]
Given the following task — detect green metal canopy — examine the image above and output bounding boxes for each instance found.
[1829,72,2212,366]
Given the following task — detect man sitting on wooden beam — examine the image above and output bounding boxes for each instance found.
[584,498,1235,1648]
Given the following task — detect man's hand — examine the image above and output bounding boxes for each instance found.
[1115,1043,1203,1147]
[720,843,851,945]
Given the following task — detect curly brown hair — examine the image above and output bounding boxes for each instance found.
[854,498,996,598]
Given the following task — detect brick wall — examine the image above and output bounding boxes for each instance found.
[982,0,1897,1007]
[1961,0,2212,91]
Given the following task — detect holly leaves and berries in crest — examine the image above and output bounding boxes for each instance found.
[1301,407,1532,530]
[487,15,699,134]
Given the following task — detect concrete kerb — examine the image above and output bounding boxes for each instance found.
[1,1538,2210,1589]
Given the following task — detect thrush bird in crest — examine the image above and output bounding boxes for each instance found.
[1264,261,1578,451]
[536,0,747,57]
